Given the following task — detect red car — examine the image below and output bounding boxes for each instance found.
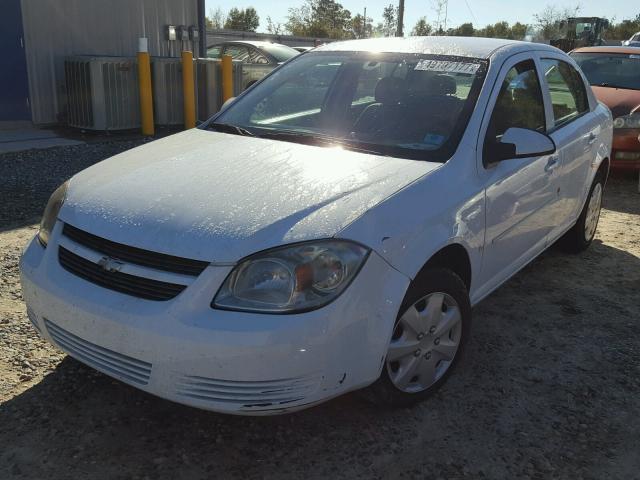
[571,46,640,170]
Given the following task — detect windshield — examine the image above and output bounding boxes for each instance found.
[211,51,488,162]
[571,52,640,90]
[260,44,299,62]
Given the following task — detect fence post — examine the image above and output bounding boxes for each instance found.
[137,38,154,136]
[221,54,233,103]
[181,51,196,129]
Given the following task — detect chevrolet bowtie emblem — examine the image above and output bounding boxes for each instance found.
[97,256,125,273]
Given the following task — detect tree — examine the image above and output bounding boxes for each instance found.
[412,17,433,36]
[379,4,398,37]
[207,7,226,29]
[533,4,581,40]
[351,13,373,38]
[608,15,640,40]
[455,22,475,36]
[224,7,260,32]
[286,0,354,39]
[492,21,512,39]
[511,22,528,40]
[266,16,284,35]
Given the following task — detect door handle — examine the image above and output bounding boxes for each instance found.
[587,132,597,145]
[545,156,559,172]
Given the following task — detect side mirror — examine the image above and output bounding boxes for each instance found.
[485,127,556,164]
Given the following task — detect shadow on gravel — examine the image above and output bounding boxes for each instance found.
[602,173,640,215]
[1,240,639,479]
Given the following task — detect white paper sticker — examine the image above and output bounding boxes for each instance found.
[630,54,640,59]
[414,59,480,74]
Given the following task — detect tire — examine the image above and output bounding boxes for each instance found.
[558,173,605,253]
[363,268,471,408]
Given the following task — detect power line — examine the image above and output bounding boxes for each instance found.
[463,0,477,22]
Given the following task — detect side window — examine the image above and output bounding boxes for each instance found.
[206,46,221,59]
[540,59,589,128]
[224,45,251,62]
[248,61,342,124]
[250,49,270,65]
[486,59,546,144]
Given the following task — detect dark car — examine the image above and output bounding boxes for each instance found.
[571,46,640,170]
[207,41,299,89]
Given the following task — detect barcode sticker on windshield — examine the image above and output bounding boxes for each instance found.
[414,60,480,74]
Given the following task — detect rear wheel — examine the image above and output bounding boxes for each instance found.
[365,268,471,407]
[559,174,604,253]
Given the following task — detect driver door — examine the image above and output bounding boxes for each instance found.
[477,54,561,291]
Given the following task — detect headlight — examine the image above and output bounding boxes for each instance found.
[613,113,640,129]
[213,240,370,313]
[37,181,69,247]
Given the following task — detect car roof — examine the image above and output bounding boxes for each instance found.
[314,36,562,60]
[571,46,640,55]
[214,40,291,49]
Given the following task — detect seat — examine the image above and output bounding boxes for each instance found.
[403,73,463,138]
[352,77,407,136]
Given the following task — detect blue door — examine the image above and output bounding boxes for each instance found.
[0,0,31,120]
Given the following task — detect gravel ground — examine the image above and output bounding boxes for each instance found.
[1,141,639,479]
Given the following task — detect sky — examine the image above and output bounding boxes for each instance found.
[205,0,637,33]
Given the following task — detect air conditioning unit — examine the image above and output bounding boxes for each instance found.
[152,57,184,127]
[64,56,140,130]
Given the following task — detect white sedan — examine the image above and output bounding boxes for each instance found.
[20,37,612,415]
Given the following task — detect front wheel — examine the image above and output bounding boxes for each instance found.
[559,174,604,253]
[364,268,471,407]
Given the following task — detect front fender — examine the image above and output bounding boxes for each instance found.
[337,161,485,301]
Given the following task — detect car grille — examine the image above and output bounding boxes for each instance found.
[58,223,209,301]
[26,307,42,334]
[44,319,152,386]
[62,223,209,276]
[58,246,187,301]
[176,374,320,408]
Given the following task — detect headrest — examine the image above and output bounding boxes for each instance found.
[427,74,457,96]
[374,77,406,104]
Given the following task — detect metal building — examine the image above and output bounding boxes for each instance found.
[1,0,199,125]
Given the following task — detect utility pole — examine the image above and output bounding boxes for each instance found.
[363,7,367,38]
[444,0,449,32]
[396,0,405,37]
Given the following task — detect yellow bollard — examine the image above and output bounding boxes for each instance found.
[181,51,196,129]
[221,54,233,104]
[137,38,154,136]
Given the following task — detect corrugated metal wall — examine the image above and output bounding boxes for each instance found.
[21,0,198,125]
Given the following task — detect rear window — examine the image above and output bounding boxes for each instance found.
[260,44,299,63]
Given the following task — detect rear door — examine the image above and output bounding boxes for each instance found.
[539,55,599,231]
[0,0,30,120]
[477,54,562,289]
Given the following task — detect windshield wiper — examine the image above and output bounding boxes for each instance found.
[255,130,387,156]
[208,123,255,136]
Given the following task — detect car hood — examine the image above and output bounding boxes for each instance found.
[592,86,640,118]
[60,129,438,263]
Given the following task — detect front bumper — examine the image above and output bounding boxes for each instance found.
[611,129,640,170]
[19,224,409,415]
